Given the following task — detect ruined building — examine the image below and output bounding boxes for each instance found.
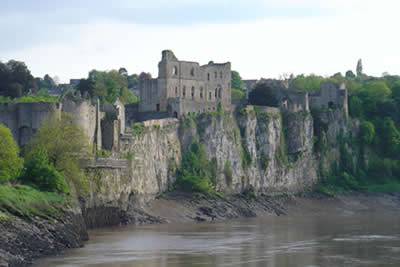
[0,95,125,152]
[139,50,232,118]
[309,82,348,114]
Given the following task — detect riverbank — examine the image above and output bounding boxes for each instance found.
[2,190,400,267]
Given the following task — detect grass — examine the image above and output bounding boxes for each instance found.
[0,184,69,221]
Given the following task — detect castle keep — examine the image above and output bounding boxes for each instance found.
[139,50,231,118]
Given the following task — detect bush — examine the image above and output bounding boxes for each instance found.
[174,141,215,193]
[248,84,279,107]
[360,121,375,144]
[27,113,88,194]
[19,145,69,194]
[232,89,245,99]
[0,124,23,183]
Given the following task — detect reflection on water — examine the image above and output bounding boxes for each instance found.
[35,211,400,267]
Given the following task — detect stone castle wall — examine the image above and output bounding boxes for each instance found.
[0,102,62,146]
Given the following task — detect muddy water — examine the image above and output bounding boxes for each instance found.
[35,209,400,267]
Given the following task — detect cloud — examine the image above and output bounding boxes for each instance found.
[1,0,399,81]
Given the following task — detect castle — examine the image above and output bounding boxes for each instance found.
[139,50,232,118]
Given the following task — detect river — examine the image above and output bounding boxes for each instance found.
[35,207,400,267]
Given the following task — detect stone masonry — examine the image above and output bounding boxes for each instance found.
[139,50,232,118]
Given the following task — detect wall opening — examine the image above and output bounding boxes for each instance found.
[215,88,217,98]
[172,66,178,75]
[174,111,178,118]
[156,104,160,112]
[207,73,210,81]
[182,86,186,98]
[191,87,195,99]
[190,68,195,76]
[200,87,203,99]
[218,87,222,98]
[209,92,212,100]
[175,87,178,96]
[328,101,334,109]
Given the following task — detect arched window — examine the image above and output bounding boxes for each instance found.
[207,73,210,81]
[215,88,218,98]
[191,86,195,99]
[190,68,195,76]
[209,92,212,100]
[218,87,222,98]
[182,86,186,98]
[175,87,178,96]
[200,87,203,99]
[172,66,178,75]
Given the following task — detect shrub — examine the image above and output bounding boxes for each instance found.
[0,124,23,183]
[174,141,215,193]
[360,121,375,144]
[19,145,69,194]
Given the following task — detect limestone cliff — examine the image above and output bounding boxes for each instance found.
[81,106,354,226]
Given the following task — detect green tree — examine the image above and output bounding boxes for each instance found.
[345,70,356,78]
[248,83,279,107]
[349,95,363,117]
[0,124,23,183]
[381,117,400,156]
[231,88,245,99]
[291,74,323,92]
[360,121,375,144]
[0,60,35,98]
[27,113,89,193]
[19,145,69,193]
[364,81,391,101]
[231,70,244,91]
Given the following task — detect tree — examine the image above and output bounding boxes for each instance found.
[0,124,23,183]
[248,83,279,107]
[231,88,245,99]
[19,145,69,193]
[291,74,323,92]
[27,113,89,192]
[345,70,356,78]
[364,81,391,101]
[231,70,244,91]
[360,121,375,144]
[356,59,363,77]
[381,117,400,156]
[118,67,128,76]
[0,60,35,98]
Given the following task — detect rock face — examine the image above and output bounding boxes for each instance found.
[80,106,355,225]
[0,209,87,267]
[179,106,317,194]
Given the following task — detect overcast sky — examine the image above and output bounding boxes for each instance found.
[1,0,399,82]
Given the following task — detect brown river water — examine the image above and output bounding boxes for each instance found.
[35,208,400,267]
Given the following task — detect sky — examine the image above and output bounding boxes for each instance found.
[1,0,399,83]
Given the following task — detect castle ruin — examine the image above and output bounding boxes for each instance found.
[139,50,232,118]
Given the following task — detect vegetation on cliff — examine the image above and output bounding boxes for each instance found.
[0,113,89,220]
[312,72,400,193]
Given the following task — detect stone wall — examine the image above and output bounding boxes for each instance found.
[309,82,348,115]
[0,102,62,146]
